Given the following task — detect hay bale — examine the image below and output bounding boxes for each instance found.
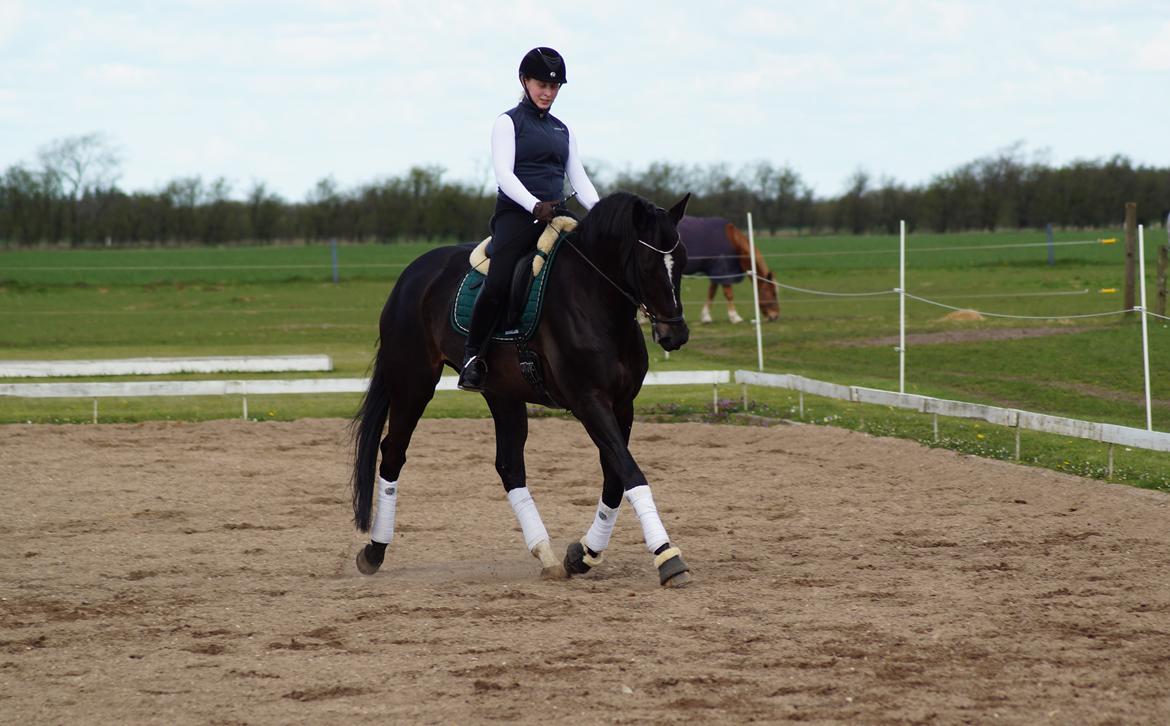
[941,309,985,322]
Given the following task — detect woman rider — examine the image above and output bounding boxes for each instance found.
[458,46,601,391]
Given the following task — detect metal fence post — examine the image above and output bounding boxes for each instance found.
[331,239,340,284]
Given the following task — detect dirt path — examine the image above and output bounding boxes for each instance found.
[2,418,1169,724]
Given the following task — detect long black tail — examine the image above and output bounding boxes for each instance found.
[350,347,391,532]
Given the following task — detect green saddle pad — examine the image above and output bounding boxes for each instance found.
[450,231,567,342]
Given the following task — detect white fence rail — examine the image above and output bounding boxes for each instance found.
[0,355,333,378]
[3,362,1167,460]
[734,369,1170,457]
[0,370,732,421]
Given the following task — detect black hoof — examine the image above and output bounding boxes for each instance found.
[656,549,691,588]
[355,543,384,575]
[563,541,592,577]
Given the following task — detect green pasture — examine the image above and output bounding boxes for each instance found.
[2,228,1169,491]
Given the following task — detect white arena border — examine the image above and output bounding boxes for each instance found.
[5,367,1167,462]
[0,370,730,421]
[735,370,1170,460]
[0,355,333,378]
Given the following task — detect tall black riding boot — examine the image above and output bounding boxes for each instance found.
[457,346,487,392]
[460,296,496,392]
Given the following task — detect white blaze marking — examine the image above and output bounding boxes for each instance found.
[664,253,677,306]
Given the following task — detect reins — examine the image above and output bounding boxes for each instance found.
[563,231,686,326]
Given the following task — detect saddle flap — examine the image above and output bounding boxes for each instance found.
[451,218,575,343]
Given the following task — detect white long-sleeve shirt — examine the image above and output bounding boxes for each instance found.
[491,110,600,212]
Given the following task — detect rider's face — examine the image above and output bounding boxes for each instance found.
[523,77,561,109]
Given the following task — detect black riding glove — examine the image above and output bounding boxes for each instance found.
[533,200,557,224]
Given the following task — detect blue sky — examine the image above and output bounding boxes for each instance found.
[1,0,1167,201]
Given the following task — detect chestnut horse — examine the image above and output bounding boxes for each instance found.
[679,216,779,324]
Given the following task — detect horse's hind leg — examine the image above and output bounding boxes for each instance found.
[485,393,566,580]
[356,362,441,575]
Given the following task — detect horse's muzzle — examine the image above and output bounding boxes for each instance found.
[652,320,689,351]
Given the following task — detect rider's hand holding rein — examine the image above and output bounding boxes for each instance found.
[533,200,558,223]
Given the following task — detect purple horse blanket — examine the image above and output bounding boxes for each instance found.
[679,216,745,285]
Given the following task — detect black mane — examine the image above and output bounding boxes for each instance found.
[575,191,651,251]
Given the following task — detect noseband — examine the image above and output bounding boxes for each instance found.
[626,236,685,325]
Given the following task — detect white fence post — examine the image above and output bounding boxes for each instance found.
[1139,225,1153,431]
[747,212,764,371]
[898,219,907,393]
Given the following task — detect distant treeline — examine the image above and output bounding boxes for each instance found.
[1,136,1167,247]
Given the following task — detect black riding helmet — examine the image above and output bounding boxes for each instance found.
[519,47,567,84]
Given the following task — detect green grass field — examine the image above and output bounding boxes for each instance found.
[2,227,1169,491]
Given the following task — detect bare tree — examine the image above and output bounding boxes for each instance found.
[38,132,123,199]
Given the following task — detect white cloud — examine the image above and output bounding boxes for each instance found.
[84,63,159,87]
[729,6,806,37]
[1133,21,1170,70]
[0,0,24,46]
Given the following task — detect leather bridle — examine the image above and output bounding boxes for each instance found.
[565,227,686,326]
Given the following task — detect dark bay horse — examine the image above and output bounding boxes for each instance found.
[351,192,695,587]
[679,216,780,324]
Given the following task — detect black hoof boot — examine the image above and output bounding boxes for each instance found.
[457,355,487,392]
[563,540,603,577]
[655,546,692,588]
[355,542,386,575]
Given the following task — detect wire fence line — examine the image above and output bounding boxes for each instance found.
[900,292,1131,320]
[742,271,1135,320]
[7,235,1119,273]
[8,262,413,272]
[715,238,1113,260]
[5,236,1161,327]
[732,218,1167,433]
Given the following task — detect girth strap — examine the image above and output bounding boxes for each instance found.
[516,342,563,409]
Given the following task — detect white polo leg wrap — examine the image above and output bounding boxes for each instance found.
[507,487,549,552]
[582,499,620,554]
[371,476,398,544]
[625,485,670,554]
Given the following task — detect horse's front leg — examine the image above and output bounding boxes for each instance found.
[567,397,691,587]
[486,394,566,580]
[563,402,628,578]
[723,284,744,324]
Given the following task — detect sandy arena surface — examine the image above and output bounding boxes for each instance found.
[2,416,1170,724]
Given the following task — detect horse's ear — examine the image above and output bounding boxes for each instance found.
[667,193,691,225]
[632,198,653,229]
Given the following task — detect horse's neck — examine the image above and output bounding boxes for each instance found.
[571,230,625,277]
[748,247,771,276]
[728,225,770,275]
[561,231,633,306]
